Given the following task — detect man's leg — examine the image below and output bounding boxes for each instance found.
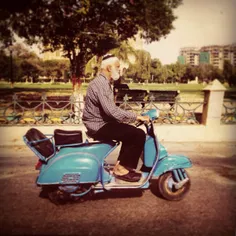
[94,122,146,169]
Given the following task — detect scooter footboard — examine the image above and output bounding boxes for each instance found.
[153,154,192,177]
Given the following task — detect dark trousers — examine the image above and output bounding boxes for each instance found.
[94,122,146,169]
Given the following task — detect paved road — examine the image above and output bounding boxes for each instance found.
[0,145,236,236]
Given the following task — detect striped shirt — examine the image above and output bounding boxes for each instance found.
[82,73,137,134]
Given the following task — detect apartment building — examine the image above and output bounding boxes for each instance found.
[201,45,224,69]
[223,44,236,67]
[199,51,210,64]
[178,43,236,70]
[178,47,200,66]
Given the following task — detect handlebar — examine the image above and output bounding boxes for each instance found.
[135,109,159,136]
[141,109,159,120]
[135,120,150,128]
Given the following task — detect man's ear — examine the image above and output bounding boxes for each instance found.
[107,65,112,72]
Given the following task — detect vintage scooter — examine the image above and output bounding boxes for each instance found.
[23,109,192,204]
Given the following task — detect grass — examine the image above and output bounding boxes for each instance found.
[0,81,235,94]
[128,83,205,91]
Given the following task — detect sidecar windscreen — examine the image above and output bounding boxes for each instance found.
[24,128,55,160]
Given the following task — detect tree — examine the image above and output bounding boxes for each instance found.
[0,0,183,91]
[212,67,224,83]
[21,60,42,83]
[196,64,216,83]
[125,49,151,83]
[223,60,233,82]
[0,50,11,81]
[0,42,41,83]
[223,60,236,87]
[109,41,137,64]
[57,60,70,83]
[136,50,152,82]
[182,65,196,83]
[228,69,236,87]
[12,43,42,83]
[166,62,186,83]
[150,58,162,83]
[160,65,169,83]
[126,62,139,82]
[165,64,174,83]
[12,44,43,83]
[40,59,70,82]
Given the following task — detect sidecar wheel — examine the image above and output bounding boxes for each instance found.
[157,171,191,201]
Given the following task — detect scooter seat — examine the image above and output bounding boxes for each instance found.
[24,128,54,159]
[54,129,83,146]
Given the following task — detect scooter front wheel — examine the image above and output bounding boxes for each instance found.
[157,170,191,201]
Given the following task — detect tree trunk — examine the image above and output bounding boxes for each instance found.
[72,75,82,92]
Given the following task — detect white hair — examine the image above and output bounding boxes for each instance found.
[100,56,119,69]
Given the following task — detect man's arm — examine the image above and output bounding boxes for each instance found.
[97,84,150,124]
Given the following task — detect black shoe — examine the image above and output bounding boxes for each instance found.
[140,164,152,172]
[124,166,138,173]
[114,171,142,182]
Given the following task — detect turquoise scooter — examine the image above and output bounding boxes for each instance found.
[23,109,192,204]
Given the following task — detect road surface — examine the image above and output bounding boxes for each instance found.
[0,145,236,236]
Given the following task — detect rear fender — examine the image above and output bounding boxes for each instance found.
[153,154,192,177]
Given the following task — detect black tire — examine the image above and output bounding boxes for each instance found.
[157,170,191,201]
[46,186,69,205]
[42,185,92,205]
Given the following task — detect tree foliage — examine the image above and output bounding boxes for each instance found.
[0,50,10,80]
[0,0,183,89]
[150,58,162,82]
[125,49,151,82]
[166,62,186,83]
[223,60,236,86]
[41,59,70,83]
[0,43,41,83]
[0,42,71,83]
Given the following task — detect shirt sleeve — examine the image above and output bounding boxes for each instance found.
[96,82,137,123]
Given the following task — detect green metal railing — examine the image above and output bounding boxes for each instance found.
[0,92,235,125]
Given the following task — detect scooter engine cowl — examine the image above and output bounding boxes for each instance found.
[37,151,100,185]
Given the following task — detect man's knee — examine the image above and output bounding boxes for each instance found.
[135,128,146,144]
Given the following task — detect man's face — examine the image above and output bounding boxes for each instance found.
[111,61,120,81]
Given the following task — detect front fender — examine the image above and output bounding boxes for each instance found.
[153,154,192,177]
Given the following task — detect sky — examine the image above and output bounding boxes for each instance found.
[143,0,236,64]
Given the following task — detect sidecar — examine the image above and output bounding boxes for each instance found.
[23,128,117,186]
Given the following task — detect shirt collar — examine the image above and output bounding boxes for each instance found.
[99,73,112,86]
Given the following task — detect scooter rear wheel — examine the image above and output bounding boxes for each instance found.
[42,185,92,205]
[157,170,191,201]
[40,186,71,205]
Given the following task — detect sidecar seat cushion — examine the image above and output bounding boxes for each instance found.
[25,128,54,159]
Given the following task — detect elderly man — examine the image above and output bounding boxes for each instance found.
[82,54,149,182]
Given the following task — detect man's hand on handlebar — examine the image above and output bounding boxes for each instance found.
[137,115,150,124]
